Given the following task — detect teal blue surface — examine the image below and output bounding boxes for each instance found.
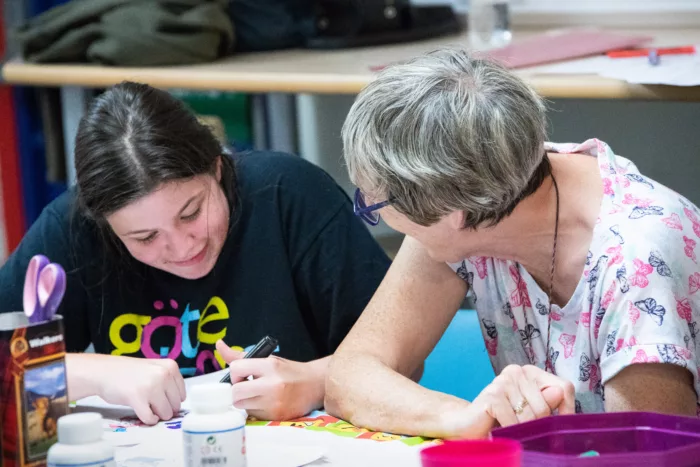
[419,309,495,401]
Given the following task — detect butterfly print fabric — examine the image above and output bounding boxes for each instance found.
[447,139,700,416]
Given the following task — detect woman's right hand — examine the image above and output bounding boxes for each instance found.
[94,355,186,425]
[445,365,576,439]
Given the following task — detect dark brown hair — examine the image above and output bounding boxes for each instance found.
[75,81,236,221]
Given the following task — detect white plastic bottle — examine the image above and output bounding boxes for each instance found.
[46,412,116,467]
[183,383,247,467]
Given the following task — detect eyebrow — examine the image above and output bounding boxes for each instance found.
[123,193,203,236]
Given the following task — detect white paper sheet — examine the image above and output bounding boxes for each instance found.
[528,46,700,86]
[113,425,421,467]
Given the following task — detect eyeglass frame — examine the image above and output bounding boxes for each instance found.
[353,188,392,226]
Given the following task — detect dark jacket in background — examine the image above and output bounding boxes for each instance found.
[16,0,234,66]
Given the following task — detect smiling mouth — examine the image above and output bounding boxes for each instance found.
[171,243,208,267]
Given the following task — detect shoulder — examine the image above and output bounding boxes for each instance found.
[233,151,350,212]
[596,159,698,264]
[43,189,76,222]
[41,189,98,239]
[587,200,698,308]
[234,151,343,195]
[28,189,81,236]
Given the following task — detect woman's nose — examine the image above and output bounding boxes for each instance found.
[168,229,196,259]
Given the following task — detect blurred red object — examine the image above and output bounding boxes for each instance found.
[0,1,26,255]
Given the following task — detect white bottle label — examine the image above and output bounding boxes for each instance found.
[48,458,116,467]
[184,426,246,467]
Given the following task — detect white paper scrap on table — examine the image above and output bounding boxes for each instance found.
[114,425,421,467]
[111,424,327,467]
[245,426,423,467]
[528,46,700,86]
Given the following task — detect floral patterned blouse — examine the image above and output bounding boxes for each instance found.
[448,139,700,414]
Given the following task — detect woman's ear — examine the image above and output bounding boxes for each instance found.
[447,210,465,230]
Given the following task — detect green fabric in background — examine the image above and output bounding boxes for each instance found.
[15,0,234,66]
[173,90,252,149]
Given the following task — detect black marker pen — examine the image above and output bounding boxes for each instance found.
[219,335,278,384]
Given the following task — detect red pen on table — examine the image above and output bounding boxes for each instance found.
[607,46,696,58]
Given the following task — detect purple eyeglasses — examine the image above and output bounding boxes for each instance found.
[353,188,392,226]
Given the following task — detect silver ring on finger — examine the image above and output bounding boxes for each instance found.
[513,399,529,416]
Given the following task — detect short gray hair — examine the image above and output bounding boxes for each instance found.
[342,48,548,228]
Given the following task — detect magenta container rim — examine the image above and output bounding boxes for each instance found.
[491,411,700,466]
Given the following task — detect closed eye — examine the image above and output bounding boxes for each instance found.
[181,207,201,222]
[136,232,157,244]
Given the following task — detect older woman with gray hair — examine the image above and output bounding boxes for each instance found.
[325,49,700,439]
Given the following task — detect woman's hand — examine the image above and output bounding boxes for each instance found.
[94,355,186,425]
[444,364,576,439]
[215,340,326,421]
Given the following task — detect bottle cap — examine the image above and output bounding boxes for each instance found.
[421,439,522,467]
[57,412,104,445]
[190,383,233,413]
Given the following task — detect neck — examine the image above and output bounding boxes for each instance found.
[459,153,602,304]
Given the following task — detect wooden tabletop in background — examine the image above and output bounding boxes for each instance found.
[3,28,700,100]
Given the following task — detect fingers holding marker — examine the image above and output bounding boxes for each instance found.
[227,357,274,380]
[216,339,245,363]
[230,378,270,403]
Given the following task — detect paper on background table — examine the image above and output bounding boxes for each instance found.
[531,46,700,86]
[483,29,653,69]
[370,28,652,74]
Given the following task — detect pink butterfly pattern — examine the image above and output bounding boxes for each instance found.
[469,257,488,280]
[690,273,700,295]
[579,311,591,328]
[631,349,660,364]
[628,301,641,324]
[602,178,614,196]
[615,175,631,189]
[623,193,653,208]
[616,336,637,351]
[608,203,624,215]
[677,297,693,323]
[684,236,697,262]
[678,346,693,360]
[629,259,653,288]
[559,333,576,358]
[606,245,624,266]
[602,280,616,309]
[485,338,498,356]
[662,213,683,230]
[684,208,700,238]
[509,265,531,309]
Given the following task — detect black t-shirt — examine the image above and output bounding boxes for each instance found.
[0,152,390,377]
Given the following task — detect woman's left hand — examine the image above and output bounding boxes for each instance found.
[215,340,326,421]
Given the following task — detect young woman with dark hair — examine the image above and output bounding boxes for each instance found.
[0,81,391,425]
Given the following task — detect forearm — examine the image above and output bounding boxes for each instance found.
[65,352,104,401]
[325,353,470,438]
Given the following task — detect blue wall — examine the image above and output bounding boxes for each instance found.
[419,309,495,401]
